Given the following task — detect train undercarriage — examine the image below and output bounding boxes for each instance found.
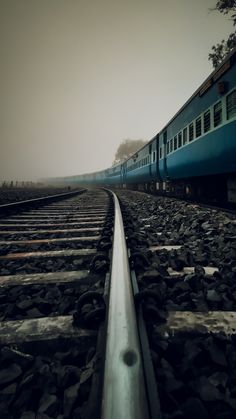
[118,173,236,207]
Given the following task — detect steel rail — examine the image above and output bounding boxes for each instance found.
[0,189,86,213]
[101,191,149,419]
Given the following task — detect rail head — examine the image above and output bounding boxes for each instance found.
[101,191,149,419]
[0,189,87,214]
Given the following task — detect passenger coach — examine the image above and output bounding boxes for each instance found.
[47,48,236,204]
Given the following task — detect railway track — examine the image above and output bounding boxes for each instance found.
[1,187,236,418]
[0,188,158,419]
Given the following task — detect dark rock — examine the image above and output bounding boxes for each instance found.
[208,372,228,389]
[36,414,53,419]
[142,270,164,283]
[194,376,222,401]
[206,290,221,303]
[194,266,205,276]
[93,259,108,273]
[204,337,227,366]
[0,402,9,419]
[170,259,185,271]
[16,299,34,311]
[63,382,80,418]
[18,372,36,392]
[152,336,168,352]
[225,397,236,411]
[180,397,210,419]
[13,387,34,412]
[172,281,191,294]
[58,297,73,315]
[1,347,34,369]
[33,297,52,315]
[215,413,235,419]
[0,383,17,405]
[168,411,185,419]
[72,259,83,267]
[184,340,202,362]
[38,393,59,417]
[201,222,211,231]
[26,308,43,317]
[4,303,19,318]
[0,363,22,386]
[183,274,202,292]
[165,376,184,395]
[45,287,61,302]
[20,412,36,419]
[54,365,81,389]
[194,254,208,265]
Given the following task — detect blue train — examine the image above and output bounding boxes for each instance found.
[52,48,236,204]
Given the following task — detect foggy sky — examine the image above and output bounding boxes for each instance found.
[0,0,233,181]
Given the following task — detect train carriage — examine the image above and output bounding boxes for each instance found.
[47,48,236,204]
[158,48,236,201]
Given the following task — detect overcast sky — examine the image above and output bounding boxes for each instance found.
[0,0,233,181]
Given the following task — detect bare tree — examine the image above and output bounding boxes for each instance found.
[113,139,147,165]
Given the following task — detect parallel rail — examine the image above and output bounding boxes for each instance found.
[0,189,86,214]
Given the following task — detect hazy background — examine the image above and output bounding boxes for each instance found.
[0,0,233,181]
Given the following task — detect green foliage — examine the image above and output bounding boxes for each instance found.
[113,139,147,165]
[209,0,236,68]
[214,0,236,18]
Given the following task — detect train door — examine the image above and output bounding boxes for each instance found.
[163,130,168,179]
[156,134,160,178]
[149,144,152,178]
[122,162,126,185]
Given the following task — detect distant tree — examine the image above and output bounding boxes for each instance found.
[113,139,147,165]
[209,0,236,68]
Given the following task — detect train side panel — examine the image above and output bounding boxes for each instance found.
[162,55,236,180]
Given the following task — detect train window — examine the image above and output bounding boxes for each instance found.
[214,101,222,127]
[153,152,156,162]
[167,142,169,154]
[174,136,177,150]
[189,122,194,141]
[159,147,162,159]
[204,110,211,133]
[227,90,236,119]
[170,138,173,152]
[183,127,187,145]
[195,117,202,137]
[178,132,182,148]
